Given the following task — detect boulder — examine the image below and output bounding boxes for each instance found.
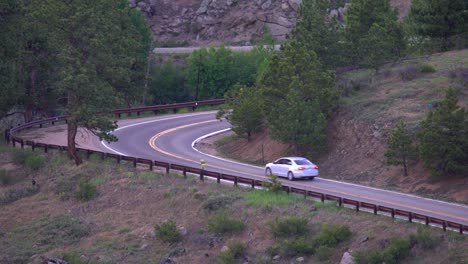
[197,0,212,14]
[340,251,354,264]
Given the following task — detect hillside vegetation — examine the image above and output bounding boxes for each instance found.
[0,146,467,263]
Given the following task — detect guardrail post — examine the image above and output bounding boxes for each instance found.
[183,168,187,178]
[133,158,137,168]
[86,150,91,159]
[20,139,24,149]
[149,161,153,171]
[338,197,342,207]
[31,142,35,152]
[4,129,10,143]
[373,205,377,215]
[200,170,204,181]
[459,225,463,234]
[426,217,430,226]
[234,176,238,186]
[251,179,255,189]
[356,202,360,212]
[321,193,325,202]
[166,164,170,174]
[44,145,48,153]
[409,212,413,223]
[391,209,395,218]
[442,221,447,231]
[217,173,221,183]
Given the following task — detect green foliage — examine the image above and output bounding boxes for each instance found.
[419,63,436,73]
[291,0,345,69]
[244,189,304,207]
[399,64,420,81]
[25,155,45,171]
[217,85,264,140]
[279,237,315,256]
[409,226,439,249]
[344,0,405,66]
[381,238,412,264]
[149,61,191,104]
[75,181,97,202]
[418,88,468,176]
[207,211,245,234]
[385,120,418,176]
[269,217,309,238]
[0,0,25,118]
[202,194,239,212]
[0,169,13,185]
[354,237,411,264]
[269,83,327,156]
[12,150,32,165]
[218,240,247,264]
[154,221,182,243]
[315,245,332,261]
[0,186,40,205]
[263,174,283,193]
[407,0,467,51]
[314,224,352,248]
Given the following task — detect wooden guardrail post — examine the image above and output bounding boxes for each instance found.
[20,139,24,149]
[217,173,221,183]
[373,205,377,215]
[166,164,170,174]
[234,176,238,186]
[442,221,447,231]
[133,157,137,168]
[149,161,153,171]
[4,129,10,143]
[409,212,413,223]
[44,144,48,153]
[338,197,342,207]
[321,193,325,202]
[183,167,187,178]
[426,217,430,226]
[391,208,395,218]
[356,202,360,212]
[200,170,204,181]
[31,142,35,152]
[251,179,255,189]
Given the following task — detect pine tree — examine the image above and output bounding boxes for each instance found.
[385,120,417,176]
[407,0,467,51]
[418,88,468,176]
[31,0,150,165]
[291,0,344,69]
[344,0,405,67]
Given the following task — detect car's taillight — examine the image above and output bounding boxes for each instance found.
[314,166,319,169]
[298,167,305,170]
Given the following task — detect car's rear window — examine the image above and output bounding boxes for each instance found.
[294,159,312,165]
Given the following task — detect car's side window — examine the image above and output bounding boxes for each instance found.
[286,159,292,165]
[278,159,287,165]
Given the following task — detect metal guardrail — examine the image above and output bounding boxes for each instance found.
[5,101,467,235]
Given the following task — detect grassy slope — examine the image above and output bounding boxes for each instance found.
[0,146,466,264]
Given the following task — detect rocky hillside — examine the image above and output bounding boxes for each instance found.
[131,0,411,46]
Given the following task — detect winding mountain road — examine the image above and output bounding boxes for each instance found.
[101,111,468,228]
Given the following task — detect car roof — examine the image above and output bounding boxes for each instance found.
[280,157,308,160]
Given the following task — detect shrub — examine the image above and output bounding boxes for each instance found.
[154,221,182,243]
[207,211,245,234]
[381,238,411,264]
[280,237,315,257]
[25,155,45,171]
[218,240,246,264]
[202,195,239,212]
[399,65,419,81]
[449,66,468,91]
[419,63,436,73]
[410,226,438,249]
[314,224,352,247]
[12,150,32,165]
[269,217,309,238]
[75,181,97,202]
[0,186,40,205]
[263,174,283,193]
[0,169,13,185]
[353,250,382,264]
[315,245,332,261]
[56,177,76,201]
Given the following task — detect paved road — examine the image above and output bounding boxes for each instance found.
[153,45,281,54]
[102,111,468,227]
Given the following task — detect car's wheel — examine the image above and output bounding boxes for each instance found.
[310,177,315,181]
[265,168,272,177]
[287,171,294,181]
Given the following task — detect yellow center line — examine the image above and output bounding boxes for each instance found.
[149,121,468,223]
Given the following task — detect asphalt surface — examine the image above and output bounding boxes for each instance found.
[102,111,468,227]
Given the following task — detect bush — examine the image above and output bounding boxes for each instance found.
[75,181,97,202]
[381,238,411,264]
[280,237,315,257]
[410,226,438,249]
[449,66,468,91]
[218,240,246,264]
[314,224,352,247]
[202,195,239,212]
[0,169,13,185]
[269,217,309,238]
[154,221,182,243]
[207,211,245,234]
[353,250,382,264]
[315,245,332,261]
[0,186,40,205]
[399,65,419,81]
[419,63,436,73]
[263,174,283,193]
[25,155,45,171]
[12,150,32,165]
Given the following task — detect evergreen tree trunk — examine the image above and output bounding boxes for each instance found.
[67,121,82,165]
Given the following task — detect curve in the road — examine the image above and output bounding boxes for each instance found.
[101,112,468,226]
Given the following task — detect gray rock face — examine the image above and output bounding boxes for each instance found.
[197,0,212,14]
[340,251,354,264]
